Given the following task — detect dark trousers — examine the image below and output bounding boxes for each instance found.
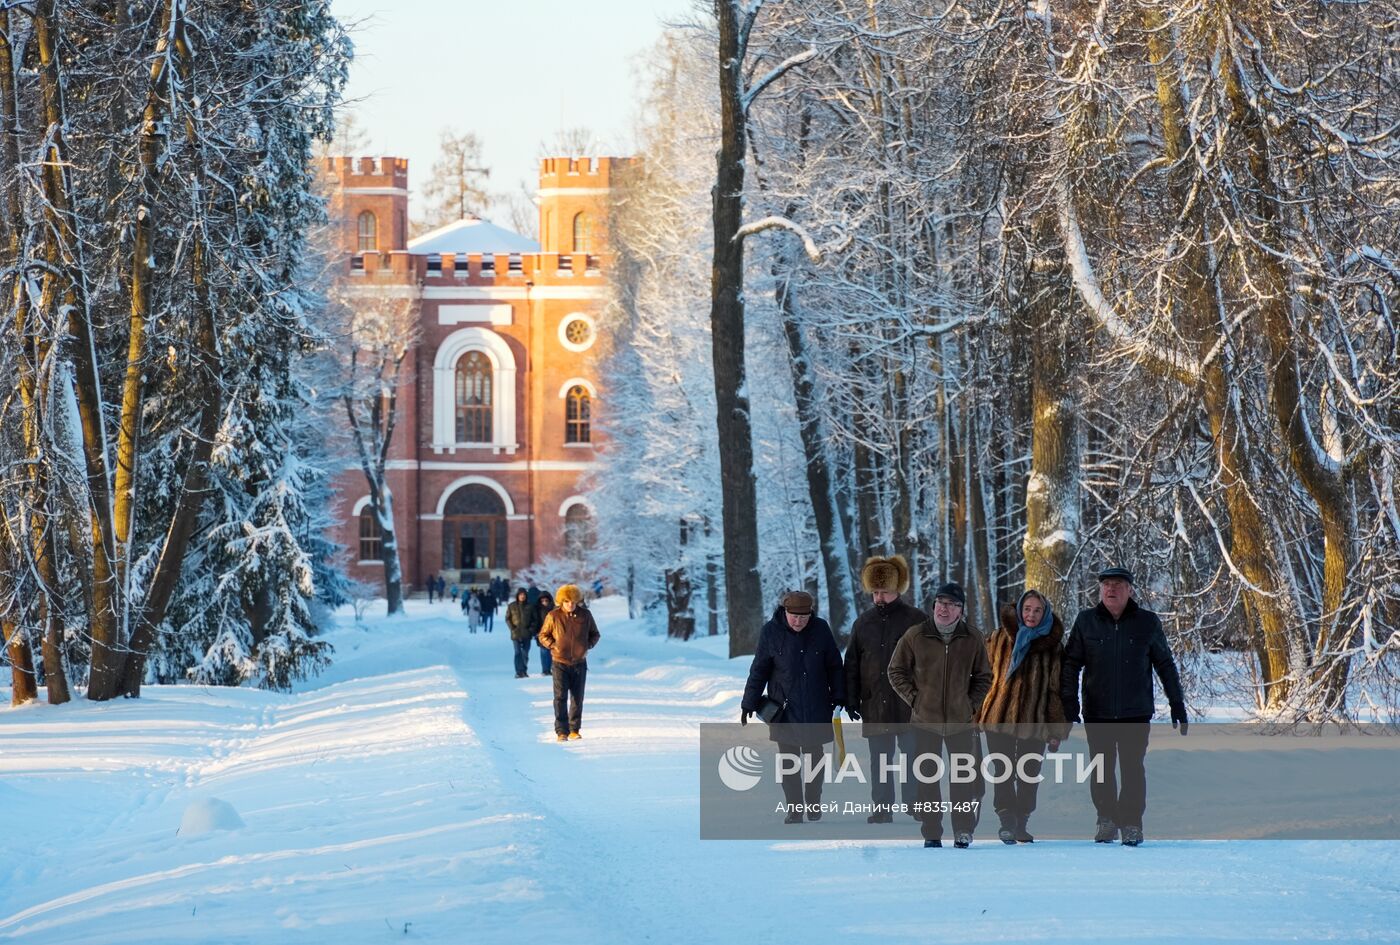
[537,639,553,674]
[427,585,435,602]
[775,743,824,808]
[482,609,494,632]
[984,732,1046,817]
[914,728,981,840]
[512,639,531,676]
[866,731,917,807]
[1084,721,1151,827]
[552,661,587,735]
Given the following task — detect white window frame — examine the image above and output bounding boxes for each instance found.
[433,327,518,454]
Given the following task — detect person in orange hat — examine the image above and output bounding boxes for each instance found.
[538,584,600,742]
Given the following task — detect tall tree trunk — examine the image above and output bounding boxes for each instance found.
[1020,219,1080,612]
[1218,16,1356,712]
[33,0,123,699]
[773,231,857,636]
[1136,7,1301,710]
[711,1,764,655]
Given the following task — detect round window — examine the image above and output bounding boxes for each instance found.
[559,315,596,351]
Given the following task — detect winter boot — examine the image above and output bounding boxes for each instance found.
[556,733,568,743]
[866,811,893,824]
[808,808,822,822]
[997,810,1017,845]
[953,832,973,849]
[1014,813,1035,844]
[1121,825,1144,846]
[784,810,803,825]
[1094,817,1118,843]
[923,838,942,848]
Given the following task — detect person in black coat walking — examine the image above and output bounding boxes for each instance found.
[843,555,928,822]
[741,590,847,824]
[534,591,555,674]
[1061,566,1187,847]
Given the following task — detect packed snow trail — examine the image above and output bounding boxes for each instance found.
[2,599,1397,944]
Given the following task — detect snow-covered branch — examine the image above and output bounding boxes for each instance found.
[741,46,817,114]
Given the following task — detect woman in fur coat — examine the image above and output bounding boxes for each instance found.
[976,589,1071,844]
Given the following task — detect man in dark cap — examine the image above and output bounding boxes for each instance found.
[1061,567,1188,847]
[741,590,846,824]
[887,581,993,849]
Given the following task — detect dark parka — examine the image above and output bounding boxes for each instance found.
[976,605,1072,743]
[887,619,994,726]
[843,598,928,735]
[1060,598,1185,722]
[506,596,534,642]
[742,607,847,745]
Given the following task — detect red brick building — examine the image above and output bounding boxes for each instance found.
[326,155,619,590]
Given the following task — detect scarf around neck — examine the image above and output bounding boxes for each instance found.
[1009,592,1054,676]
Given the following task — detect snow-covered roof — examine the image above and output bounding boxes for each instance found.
[406,218,540,256]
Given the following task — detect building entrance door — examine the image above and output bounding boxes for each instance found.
[440,484,508,579]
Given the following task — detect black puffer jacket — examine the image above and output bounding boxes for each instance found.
[742,607,847,745]
[843,598,928,734]
[1061,599,1185,721]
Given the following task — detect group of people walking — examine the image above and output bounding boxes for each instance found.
[741,556,1187,848]
[504,584,601,741]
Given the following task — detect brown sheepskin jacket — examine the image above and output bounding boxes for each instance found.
[975,605,1072,743]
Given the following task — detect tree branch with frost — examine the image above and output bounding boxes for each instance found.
[1054,174,1202,385]
[741,46,817,114]
[732,214,845,262]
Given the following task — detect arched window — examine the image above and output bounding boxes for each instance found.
[359,506,382,561]
[565,385,591,444]
[572,212,591,254]
[357,210,378,252]
[564,504,596,560]
[455,351,493,443]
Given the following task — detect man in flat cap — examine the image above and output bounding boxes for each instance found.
[843,555,928,822]
[1061,567,1187,846]
[888,581,993,849]
[741,590,846,824]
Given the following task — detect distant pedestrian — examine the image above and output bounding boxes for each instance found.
[507,588,534,678]
[538,584,601,741]
[741,590,847,825]
[534,591,555,674]
[450,584,459,603]
[1061,567,1187,847]
[464,589,481,633]
[481,590,496,633]
[427,578,436,603]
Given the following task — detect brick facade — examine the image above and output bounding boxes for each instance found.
[328,155,618,590]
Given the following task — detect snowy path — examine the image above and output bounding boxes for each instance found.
[3,599,1398,944]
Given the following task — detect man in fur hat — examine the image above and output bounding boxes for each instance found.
[539,584,601,742]
[843,555,928,823]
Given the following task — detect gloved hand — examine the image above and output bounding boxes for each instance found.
[741,709,752,726]
[1064,701,1081,724]
[1047,737,1061,752]
[1170,701,1189,736]
[845,705,861,722]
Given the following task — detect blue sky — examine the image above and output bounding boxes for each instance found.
[330,0,699,211]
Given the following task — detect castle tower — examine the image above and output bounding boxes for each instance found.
[537,156,617,257]
[325,156,410,256]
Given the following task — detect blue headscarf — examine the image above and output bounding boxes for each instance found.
[1009,590,1055,677]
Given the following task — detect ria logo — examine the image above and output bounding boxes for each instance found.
[717,746,764,791]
